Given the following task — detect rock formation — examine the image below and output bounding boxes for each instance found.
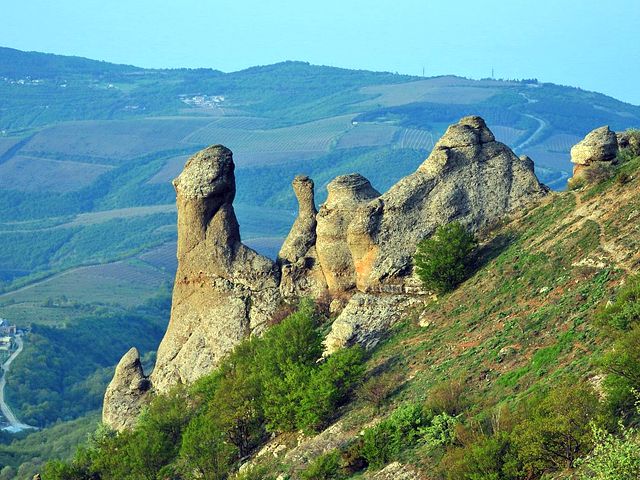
[316,174,380,293]
[150,145,281,392]
[278,175,327,298]
[323,293,419,354]
[571,126,618,166]
[346,116,547,292]
[104,117,548,430]
[104,146,282,430]
[569,126,618,185]
[617,130,640,156]
[102,348,152,432]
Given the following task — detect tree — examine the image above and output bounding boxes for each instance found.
[578,424,640,480]
[413,222,477,294]
[510,383,600,476]
[298,347,365,431]
[256,299,323,432]
[600,325,640,420]
[179,413,238,480]
[211,339,265,457]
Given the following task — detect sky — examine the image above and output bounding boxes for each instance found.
[2,0,639,104]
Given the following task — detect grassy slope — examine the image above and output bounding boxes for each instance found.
[248,157,640,477]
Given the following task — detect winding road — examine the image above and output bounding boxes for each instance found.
[0,335,37,432]
[514,114,548,152]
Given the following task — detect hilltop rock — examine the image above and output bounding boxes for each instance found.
[316,174,380,293]
[568,126,620,186]
[278,176,327,298]
[347,116,547,292]
[102,348,151,431]
[570,126,618,166]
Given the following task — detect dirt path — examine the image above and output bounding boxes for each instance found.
[0,336,37,432]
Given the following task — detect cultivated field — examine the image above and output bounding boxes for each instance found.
[22,118,210,163]
[396,128,435,150]
[0,136,25,157]
[490,125,525,148]
[359,76,505,106]
[336,123,399,149]
[0,260,171,325]
[0,155,112,192]
[183,115,355,157]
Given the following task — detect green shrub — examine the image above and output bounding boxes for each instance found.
[255,299,323,432]
[598,274,640,331]
[438,433,512,480]
[300,451,343,480]
[600,325,640,421]
[583,163,615,184]
[414,222,477,294]
[577,424,640,480]
[361,404,431,469]
[298,347,365,431]
[179,413,237,480]
[357,371,402,411]
[419,412,458,450]
[426,378,469,416]
[340,438,368,474]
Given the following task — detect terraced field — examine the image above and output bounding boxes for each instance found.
[0,136,25,157]
[0,260,171,325]
[396,128,435,150]
[543,133,582,153]
[336,123,400,149]
[490,125,525,148]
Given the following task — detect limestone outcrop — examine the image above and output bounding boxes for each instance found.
[150,145,281,393]
[571,126,618,166]
[569,126,618,185]
[323,294,420,354]
[617,130,640,156]
[278,176,327,298]
[102,348,152,432]
[316,174,380,293]
[347,116,547,292]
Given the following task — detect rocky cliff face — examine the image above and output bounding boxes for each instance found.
[345,116,547,293]
[278,175,327,298]
[103,117,547,430]
[316,174,381,294]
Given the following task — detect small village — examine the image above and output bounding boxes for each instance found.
[0,318,18,361]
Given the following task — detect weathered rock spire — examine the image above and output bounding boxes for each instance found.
[278,175,327,298]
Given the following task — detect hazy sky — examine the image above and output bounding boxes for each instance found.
[2,0,639,104]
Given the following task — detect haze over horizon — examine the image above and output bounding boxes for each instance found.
[2,0,640,105]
